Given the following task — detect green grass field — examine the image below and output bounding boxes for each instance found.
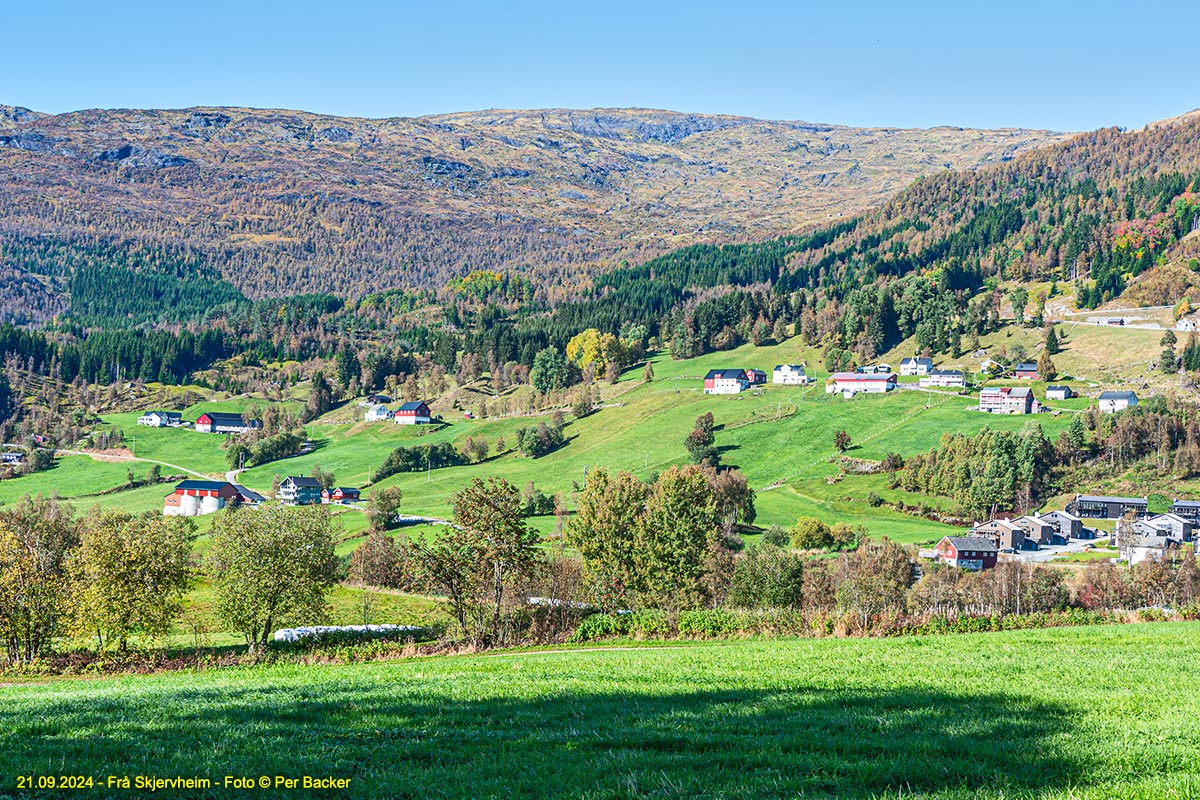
[0,335,1082,547]
[3,624,1199,798]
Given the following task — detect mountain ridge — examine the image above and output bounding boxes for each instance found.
[0,103,1070,303]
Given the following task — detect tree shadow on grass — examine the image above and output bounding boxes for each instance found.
[1,677,1088,799]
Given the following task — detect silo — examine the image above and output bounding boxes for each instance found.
[180,494,199,517]
[200,495,222,515]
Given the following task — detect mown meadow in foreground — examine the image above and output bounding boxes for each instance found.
[3,623,1199,799]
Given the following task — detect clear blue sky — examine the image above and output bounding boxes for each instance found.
[7,0,1197,131]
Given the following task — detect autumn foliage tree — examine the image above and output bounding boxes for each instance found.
[70,511,194,651]
[207,503,339,654]
[419,477,541,646]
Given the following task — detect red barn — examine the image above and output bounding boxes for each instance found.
[394,401,432,425]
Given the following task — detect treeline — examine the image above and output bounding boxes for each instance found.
[897,396,1200,518]
[372,442,465,483]
[0,498,347,664]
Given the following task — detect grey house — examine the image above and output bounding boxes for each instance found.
[1068,494,1148,520]
[1037,510,1084,540]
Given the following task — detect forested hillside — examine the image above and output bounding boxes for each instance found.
[0,104,1064,319]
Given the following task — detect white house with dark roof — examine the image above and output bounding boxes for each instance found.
[1045,385,1073,401]
[703,369,749,395]
[138,411,183,428]
[1098,390,1137,414]
[827,372,897,396]
[899,357,933,376]
[364,404,393,422]
[772,364,811,385]
[919,369,966,389]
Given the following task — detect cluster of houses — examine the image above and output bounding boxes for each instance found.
[700,365,821,394]
[363,400,435,424]
[162,476,361,517]
[933,494,1200,570]
[138,410,262,434]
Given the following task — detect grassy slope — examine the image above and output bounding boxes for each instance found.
[3,624,1199,799]
[0,335,1085,544]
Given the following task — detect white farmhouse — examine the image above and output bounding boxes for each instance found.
[703,369,749,395]
[1098,390,1137,414]
[899,357,933,376]
[772,364,811,385]
[919,369,966,389]
[827,372,897,396]
[364,404,393,422]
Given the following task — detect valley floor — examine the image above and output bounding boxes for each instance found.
[3,623,1199,799]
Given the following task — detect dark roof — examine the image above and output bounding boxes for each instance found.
[704,369,746,380]
[198,411,250,425]
[142,410,181,418]
[945,536,998,553]
[928,369,964,377]
[1173,499,1200,509]
[327,486,360,494]
[1014,362,1038,371]
[1046,384,1070,392]
[774,364,805,370]
[232,484,266,502]
[175,480,233,491]
[1076,494,1147,505]
[283,476,323,488]
[1099,390,1137,401]
[902,357,932,365]
[397,401,429,411]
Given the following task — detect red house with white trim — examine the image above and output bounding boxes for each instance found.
[934,536,999,570]
[394,401,432,425]
[322,487,361,504]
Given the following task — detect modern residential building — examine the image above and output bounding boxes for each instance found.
[703,369,749,395]
[1068,494,1149,519]
[772,364,811,385]
[827,372,897,396]
[934,536,999,570]
[919,369,966,389]
[1014,515,1059,547]
[1037,510,1084,539]
[1141,513,1194,542]
[745,369,768,386]
[1170,499,1200,523]
[1098,390,1138,414]
[972,518,1026,551]
[394,401,433,424]
[977,386,1035,415]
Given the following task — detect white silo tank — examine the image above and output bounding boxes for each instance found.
[200,495,222,515]
[180,494,199,517]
